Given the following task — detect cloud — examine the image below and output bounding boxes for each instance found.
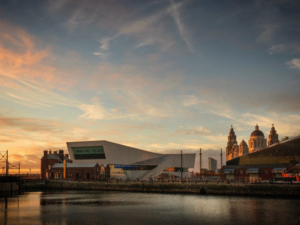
[93,52,107,59]
[169,0,193,53]
[0,117,69,133]
[134,37,157,49]
[287,58,300,71]
[257,24,278,43]
[64,8,97,31]
[100,37,112,50]
[118,3,183,37]
[268,44,286,54]
[173,126,211,136]
[182,95,206,106]
[78,103,106,120]
[95,0,184,53]
[6,93,52,108]
[0,21,88,93]
[0,76,81,110]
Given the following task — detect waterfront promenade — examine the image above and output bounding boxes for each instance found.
[19,180,300,196]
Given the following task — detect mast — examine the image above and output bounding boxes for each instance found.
[181,150,183,181]
[220,148,223,169]
[200,148,202,177]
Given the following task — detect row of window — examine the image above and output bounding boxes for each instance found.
[236,170,270,175]
[250,142,266,147]
[74,153,106,160]
[72,146,105,154]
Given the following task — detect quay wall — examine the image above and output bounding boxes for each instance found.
[0,183,19,192]
[23,180,300,196]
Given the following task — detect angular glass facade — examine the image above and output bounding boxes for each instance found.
[72,146,106,160]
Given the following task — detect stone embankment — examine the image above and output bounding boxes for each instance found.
[22,180,300,196]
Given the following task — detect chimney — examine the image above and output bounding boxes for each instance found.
[65,154,69,159]
[59,150,64,162]
[43,151,48,179]
[54,151,57,155]
[63,159,67,180]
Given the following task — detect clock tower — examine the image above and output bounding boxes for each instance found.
[268,124,279,146]
[226,125,237,161]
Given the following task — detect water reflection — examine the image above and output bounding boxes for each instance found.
[1,190,300,225]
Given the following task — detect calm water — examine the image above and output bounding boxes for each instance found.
[1,190,300,225]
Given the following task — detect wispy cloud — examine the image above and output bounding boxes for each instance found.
[100,37,112,50]
[78,103,106,120]
[64,9,97,31]
[6,93,52,108]
[268,44,286,54]
[169,0,193,53]
[286,58,300,71]
[173,126,211,136]
[97,0,185,53]
[134,37,157,49]
[93,52,107,59]
[182,95,206,106]
[257,24,278,43]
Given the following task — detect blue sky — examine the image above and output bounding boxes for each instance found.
[0,0,300,173]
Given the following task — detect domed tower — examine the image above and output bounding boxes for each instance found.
[226,125,237,160]
[239,140,249,155]
[248,124,267,153]
[268,124,279,146]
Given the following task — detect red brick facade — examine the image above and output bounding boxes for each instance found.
[40,150,72,179]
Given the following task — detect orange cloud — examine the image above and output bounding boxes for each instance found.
[0,21,84,92]
[0,21,50,77]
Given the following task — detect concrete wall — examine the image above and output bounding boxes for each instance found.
[124,170,148,179]
[26,180,300,196]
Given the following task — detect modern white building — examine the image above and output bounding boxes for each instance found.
[66,140,196,180]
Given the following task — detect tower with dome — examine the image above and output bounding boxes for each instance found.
[226,124,279,161]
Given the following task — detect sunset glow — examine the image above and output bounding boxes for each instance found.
[0,0,300,173]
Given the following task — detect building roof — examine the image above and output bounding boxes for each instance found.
[240,140,248,146]
[41,153,72,161]
[251,130,264,137]
[52,163,98,168]
[222,163,290,169]
[250,124,264,137]
[66,140,196,168]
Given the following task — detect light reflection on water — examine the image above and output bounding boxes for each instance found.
[1,190,300,225]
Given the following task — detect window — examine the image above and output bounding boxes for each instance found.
[48,165,51,170]
[72,146,106,160]
[240,170,243,175]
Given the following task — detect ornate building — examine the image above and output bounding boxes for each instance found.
[268,124,279,146]
[248,124,267,152]
[226,124,279,161]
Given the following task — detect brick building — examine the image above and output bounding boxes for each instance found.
[50,163,101,180]
[41,150,72,179]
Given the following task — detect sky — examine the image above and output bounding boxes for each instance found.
[0,0,300,174]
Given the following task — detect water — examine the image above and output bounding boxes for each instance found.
[1,190,300,225]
